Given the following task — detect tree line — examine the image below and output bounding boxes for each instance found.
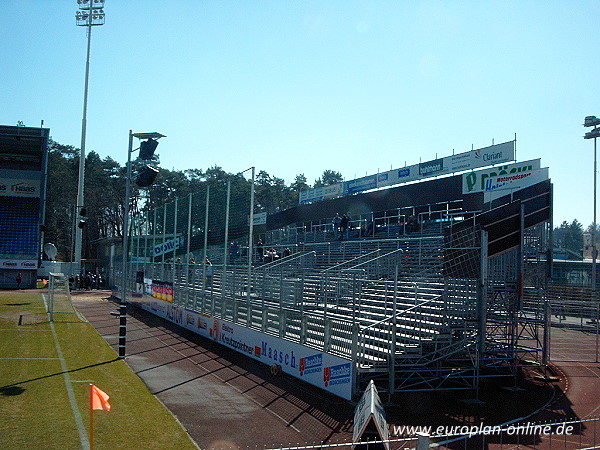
[44,139,344,261]
[45,139,596,262]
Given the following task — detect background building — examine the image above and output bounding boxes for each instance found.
[0,124,49,288]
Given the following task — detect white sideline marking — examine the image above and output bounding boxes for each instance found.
[42,294,90,450]
[0,357,60,360]
[0,329,51,331]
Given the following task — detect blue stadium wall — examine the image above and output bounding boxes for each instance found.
[0,125,49,289]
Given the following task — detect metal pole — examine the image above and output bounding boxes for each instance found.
[119,130,133,359]
[202,186,210,291]
[144,210,150,275]
[593,136,597,291]
[186,193,192,307]
[224,178,231,268]
[161,202,167,280]
[186,193,192,258]
[153,208,157,272]
[247,167,255,298]
[74,17,93,272]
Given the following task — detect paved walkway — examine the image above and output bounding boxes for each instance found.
[73,293,354,449]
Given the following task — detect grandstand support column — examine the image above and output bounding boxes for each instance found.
[351,322,359,400]
[542,300,550,369]
[477,231,488,355]
[388,264,399,400]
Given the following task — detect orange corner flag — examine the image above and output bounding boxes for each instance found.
[90,384,111,411]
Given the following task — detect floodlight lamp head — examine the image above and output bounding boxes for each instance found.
[139,138,159,160]
[584,116,600,128]
[584,128,600,140]
[135,165,159,187]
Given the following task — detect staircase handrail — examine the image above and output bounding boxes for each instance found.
[254,250,317,273]
[343,248,404,271]
[322,249,382,273]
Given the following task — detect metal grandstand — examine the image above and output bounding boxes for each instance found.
[114,163,553,401]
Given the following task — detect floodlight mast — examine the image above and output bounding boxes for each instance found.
[120,130,165,359]
[74,0,105,275]
[584,116,600,291]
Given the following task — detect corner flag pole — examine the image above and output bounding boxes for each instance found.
[89,383,94,450]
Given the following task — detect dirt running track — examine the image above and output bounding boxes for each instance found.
[72,292,600,449]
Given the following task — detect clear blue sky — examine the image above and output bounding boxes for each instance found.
[1,1,598,228]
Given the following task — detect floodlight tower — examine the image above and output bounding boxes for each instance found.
[120,131,165,359]
[74,0,105,274]
[584,115,600,290]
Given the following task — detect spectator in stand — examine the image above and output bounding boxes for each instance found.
[229,242,240,264]
[407,215,419,233]
[256,239,264,263]
[205,258,213,287]
[340,214,350,239]
[283,248,291,258]
[332,213,341,235]
[265,247,279,263]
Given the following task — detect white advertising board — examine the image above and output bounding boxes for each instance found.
[252,212,267,226]
[133,298,354,400]
[377,140,517,190]
[299,142,516,203]
[300,183,344,205]
[352,380,389,448]
[462,159,542,194]
[480,168,549,203]
[0,178,41,198]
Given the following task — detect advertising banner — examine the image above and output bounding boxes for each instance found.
[0,259,38,269]
[462,159,542,194]
[298,141,517,203]
[377,165,417,188]
[0,178,41,198]
[135,298,354,400]
[376,141,516,191]
[152,236,184,258]
[299,187,324,204]
[323,182,344,198]
[419,158,444,176]
[345,175,377,195]
[151,280,174,302]
[480,168,549,203]
[252,212,267,226]
[299,183,344,205]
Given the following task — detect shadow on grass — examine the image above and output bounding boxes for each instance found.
[5,303,31,306]
[0,358,120,394]
[0,386,25,396]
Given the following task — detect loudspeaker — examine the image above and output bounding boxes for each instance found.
[135,165,159,187]
[139,139,158,159]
